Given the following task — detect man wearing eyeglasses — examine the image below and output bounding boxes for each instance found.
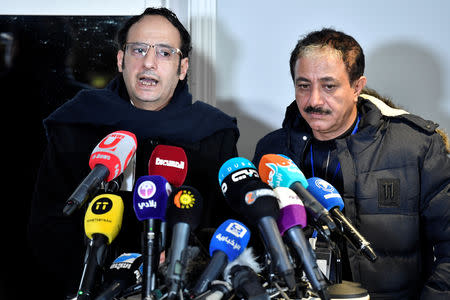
[116,12,188,111]
[29,7,240,299]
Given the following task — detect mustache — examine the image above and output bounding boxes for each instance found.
[304,106,332,115]
[138,70,159,79]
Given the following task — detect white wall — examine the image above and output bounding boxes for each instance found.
[216,0,450,158]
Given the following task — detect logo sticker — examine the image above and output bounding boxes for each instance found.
[225,222,248,238]
[173,189,196,209]
[137,180,156,199]
[231,168,259,182]
[244,189,276,205]
[314,178,335,192]
[91,197,113,214]
[261,156,303,188]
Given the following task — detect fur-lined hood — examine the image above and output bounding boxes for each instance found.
[361,87,450,154]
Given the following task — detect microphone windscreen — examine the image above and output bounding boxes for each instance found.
[218,157,257,186]
[258,154,308,189]
[237,180,279,226]
[209,219,251,261]
[166,185,203,230]
[89,130,137,182]
[148,145,188,187]
[105,253,143,283]
[84,193,124,244]
[218,157,260,208]
[133,175,172,221]
[273,187,307,235]
[306,177,344,211]
[223,247,262,282]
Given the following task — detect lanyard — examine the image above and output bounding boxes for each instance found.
[310,114,360,179]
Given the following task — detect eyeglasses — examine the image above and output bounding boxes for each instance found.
[124,42,183,60]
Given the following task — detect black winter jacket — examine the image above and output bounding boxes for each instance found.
[29,76,240,299]
[253,94,450,299]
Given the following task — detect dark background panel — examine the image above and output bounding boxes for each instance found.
[0,15,129,299]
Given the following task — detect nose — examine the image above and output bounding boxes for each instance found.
[308,84,323,107]
[143,47,157,69]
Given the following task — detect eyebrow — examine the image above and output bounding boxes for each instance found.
[295,76,337,84]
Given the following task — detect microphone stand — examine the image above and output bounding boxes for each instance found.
[142,219,161,300]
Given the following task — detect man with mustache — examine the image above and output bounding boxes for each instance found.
[253,28,449,299]
[29,7,239,299]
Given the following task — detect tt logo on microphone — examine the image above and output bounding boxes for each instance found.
[91,198,113,214]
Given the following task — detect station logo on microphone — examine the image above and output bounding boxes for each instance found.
[173,189,196,209]
[137,180,157,199]
[91,197,113,214]
[225,222,248,238]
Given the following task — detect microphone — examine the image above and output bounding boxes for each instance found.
[95,253,143,300]
[77,193,124,299]
[306,177,377,262]
[166,185,204,300]
[258,154,336,234]
[191,219,251,297]
[148,144,188,187]
[133,175,172,298]
[218,157,296,290]
[223,247,269,300]
[64,130,137,216]
[274,187,330,300]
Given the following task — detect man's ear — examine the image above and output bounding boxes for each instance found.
[117,50,124,72]
[353,75,367,101]
[178,57,189,80]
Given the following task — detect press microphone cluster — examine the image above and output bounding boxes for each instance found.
[258,154,336,234]
[218,157,296,291]
[63,130,375,300]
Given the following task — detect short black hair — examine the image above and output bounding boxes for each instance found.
[289,28,365,84]
[116,7,192,59]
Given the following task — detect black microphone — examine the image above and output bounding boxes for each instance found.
[166,185,204,300]
[218,157,296,290]
[274,187,330,300]
[95,253,143,300]
[223,247,269,300]
[307,177,377,262]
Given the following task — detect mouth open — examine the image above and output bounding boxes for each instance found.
[139,76,159,87]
